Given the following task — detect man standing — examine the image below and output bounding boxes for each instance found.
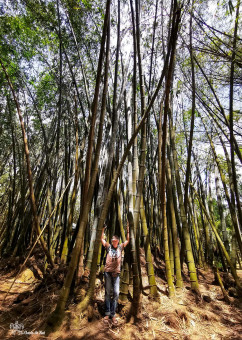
[101,221,129,325]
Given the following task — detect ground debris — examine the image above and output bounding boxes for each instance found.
[0,263,241,340]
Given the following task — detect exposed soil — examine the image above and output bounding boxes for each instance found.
[0,254,241,340]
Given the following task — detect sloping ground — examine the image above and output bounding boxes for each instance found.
[0,257,241,340]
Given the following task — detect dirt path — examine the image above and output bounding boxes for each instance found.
[0,267,241,340]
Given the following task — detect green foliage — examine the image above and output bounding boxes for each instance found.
[176,80,182,96]
[211,198,222,225]
[35,72,57,110]
[225,213,233,231]
[152,127,158,137]
[0,15,37,60]
[0,172,10,197]
[183,109,191,123]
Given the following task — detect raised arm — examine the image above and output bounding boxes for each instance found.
[123,220,130,247]
[101,225,108,247]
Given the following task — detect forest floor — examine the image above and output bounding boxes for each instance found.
[0,251,241,340]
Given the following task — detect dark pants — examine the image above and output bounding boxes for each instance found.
[104,272,120,317]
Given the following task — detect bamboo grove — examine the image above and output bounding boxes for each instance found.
[0,0,241,327]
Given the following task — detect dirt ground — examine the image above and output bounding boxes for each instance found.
[0,256,241,340]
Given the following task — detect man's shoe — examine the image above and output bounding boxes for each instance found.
[103,316,110,325]
[111,316,118,326]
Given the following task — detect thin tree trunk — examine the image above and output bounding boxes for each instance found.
[159,1,181,297]
[169,114,199,291]
[215,166,230,253]
[184,0,196,213]
[229,0,242,232]
[166,159,183,288]
[140,195,158,296]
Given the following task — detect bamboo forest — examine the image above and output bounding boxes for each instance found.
[0,0,241,339]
